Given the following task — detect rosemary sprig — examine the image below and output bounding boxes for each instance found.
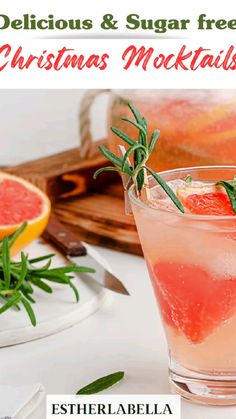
[0,223,95,326]
[94,103,184,213]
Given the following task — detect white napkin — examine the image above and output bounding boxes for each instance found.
[0,383,45,419]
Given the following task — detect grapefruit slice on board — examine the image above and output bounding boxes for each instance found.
[176,184,235,216]
[0,172,50,254]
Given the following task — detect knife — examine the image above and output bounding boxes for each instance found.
[42,215,130,296]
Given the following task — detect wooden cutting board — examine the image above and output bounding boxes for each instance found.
[5,142,142,256]
[54,182,142,255]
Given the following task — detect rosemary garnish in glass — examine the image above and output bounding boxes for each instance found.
[94,103,184,213]
[216,180,236,213]
[0,222,95,326]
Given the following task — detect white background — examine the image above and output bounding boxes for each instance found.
[0,89,108,166]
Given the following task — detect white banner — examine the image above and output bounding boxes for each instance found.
[0,1,235,88]
[46,395,181,419]
[0,39,236,88]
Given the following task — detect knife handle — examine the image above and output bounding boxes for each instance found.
[43,215,87,257]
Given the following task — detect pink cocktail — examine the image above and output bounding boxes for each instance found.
[129,166,236,405]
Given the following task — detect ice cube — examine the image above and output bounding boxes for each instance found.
[148,178,205,213]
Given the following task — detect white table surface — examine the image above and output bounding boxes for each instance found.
[0,246,235,419]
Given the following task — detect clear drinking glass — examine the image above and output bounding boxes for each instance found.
[129,166,236,405]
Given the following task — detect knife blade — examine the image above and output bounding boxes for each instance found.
[42,215,130,296]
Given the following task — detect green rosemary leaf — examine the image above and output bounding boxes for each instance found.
[185,175,192,183]
[21,297,36,326]
[15,303,21,311]
[128,103,143,125]
[77,371,124,395]
[122,144,146,172]
[98,145,124,168]
[20,290,35,304]
[93,167,131,180]
[32,271,69,283]
[140,117,148,148]
[0,293,21,314]
[16,252,28,289]
[7,222,28,249]
[148,130,160,154]
[142,117,148,130]
[121,118,147,136]
[28,254,55,264]
[30,277,53,293]
[136,168,145,193]
[133,148,142,170]
[21,280,34,294]
[133,142,146,191]
[2,237,10,289]
[138,129,147,149]
[0,294,20,312]
[128,103,148,148]
[27,258,52,272]
[217,181,236,213]
[69,280,80,302]
[145,166,185,213]
[110,127,136,146]
[48,266,96,274]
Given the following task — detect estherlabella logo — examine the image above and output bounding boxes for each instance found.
[46,395,181,418]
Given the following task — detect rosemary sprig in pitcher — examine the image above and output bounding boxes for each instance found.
[94,103,184,213]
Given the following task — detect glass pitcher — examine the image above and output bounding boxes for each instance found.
[80,89,236,171]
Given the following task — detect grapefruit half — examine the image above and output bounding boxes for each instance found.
[0,172,51,254]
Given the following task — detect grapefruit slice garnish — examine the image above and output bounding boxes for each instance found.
[0,172,51,254]
[176,184,235,216]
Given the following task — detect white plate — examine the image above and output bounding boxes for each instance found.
[0,239,109,347]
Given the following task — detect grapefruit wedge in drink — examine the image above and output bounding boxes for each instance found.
[0,172,50,254]
[176,183,235,216]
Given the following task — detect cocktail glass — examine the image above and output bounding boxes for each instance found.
[129,166,236,405]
